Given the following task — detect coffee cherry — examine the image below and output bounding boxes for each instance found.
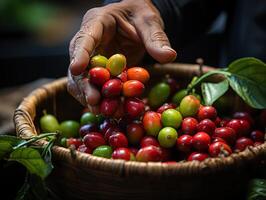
[62,138,83,149]
[80,112,97,126]
[124,97,145,118]
[77,144,92,154]
[209,142,232,157]
[93,145,113,158]
[40,114,60,133]
[161,109,182,129]
[160,147,172,161]
[192,132,211,151]
[136,146,162,162]
[181,117,198,135]
[187,152,209,161]
[123,80,145,97]
[117,70,128,82]
[214,117,221,127]
[101,79,122,97]
[112,147,135,161]
[140,136,160,148]
[158,127,178,148]
[104,127,121,141]
[176,134,193,153]
[113,102,125,119]
[99,119,117,134]
[226,119,250,137]
[197,106,217,121]
[254,142,263,146]
[212,137,227,144]
[142,111,162,137]
[197,119,216,135]
[235,137,254,151]
[233,111,254,126]
[172,89,187,105]
[127,67,150,83]
[106,54,126,76]
[220,118,231,127]
[163,76,179,95]
[84,132,106,150]
[79,124,98,137]
[126,122,145,145]
[129,147,138,155]
[157,103,176,114]
[100,98,119,116]
[89,67,110,86]
[250,130,264,142]
[60,120,80,138]
[213,127,237,146]
[109,132,128,149]
[90,55,108,68]
[179,95,200,117]
[148,82,170,108]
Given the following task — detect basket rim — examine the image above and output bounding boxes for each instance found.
[14,64,266,177]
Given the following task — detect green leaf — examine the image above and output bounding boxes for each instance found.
[201,79,229,106]
[227,57,266,109]
[247,179,266,200]
[16,173,30,200]
[0,141,13,159]
[9,147,51,180]
[0,135,24,146]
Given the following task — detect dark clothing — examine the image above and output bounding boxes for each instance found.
[105,0,266,66]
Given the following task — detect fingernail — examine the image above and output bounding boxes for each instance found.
[162,45,176,53]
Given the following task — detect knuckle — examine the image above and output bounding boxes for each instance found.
[142,12,158,25]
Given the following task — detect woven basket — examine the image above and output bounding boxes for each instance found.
[14,63,266,200]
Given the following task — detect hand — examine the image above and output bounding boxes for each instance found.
[68,0,177,108]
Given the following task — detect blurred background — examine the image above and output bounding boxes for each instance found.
[0,0,102,87]
[0,0,226,88]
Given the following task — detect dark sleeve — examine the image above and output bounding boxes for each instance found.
[104,0,225,49]
[151,0,225,48]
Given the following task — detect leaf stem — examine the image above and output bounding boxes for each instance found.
[187,69,230,93]
[13,133,58,150]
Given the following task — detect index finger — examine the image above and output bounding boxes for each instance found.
[70,21,103,76]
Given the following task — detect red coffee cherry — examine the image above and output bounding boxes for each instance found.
[109,132,128,149]
[209,142,232,157]
[192,132,211,151]
[197,119,216,135]
[84,132,106,150]
[176,134,193,153]
[235,137,254,152]
[213,127,237,146]
[197,106,217,121]
[187,152,209,161]
[89,67,110,86]
[101,78,122,98]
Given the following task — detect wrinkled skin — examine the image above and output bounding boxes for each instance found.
[68,0,177,110]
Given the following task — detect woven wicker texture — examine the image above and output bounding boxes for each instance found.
[14,63,266,200]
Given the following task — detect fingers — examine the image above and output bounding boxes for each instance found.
[69,21,103,76]
[67,69,101,106]
[133,13,177,63]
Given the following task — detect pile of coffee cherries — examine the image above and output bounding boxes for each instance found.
[40,53,266,163]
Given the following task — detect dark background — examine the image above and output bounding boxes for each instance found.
[0,0,225,88]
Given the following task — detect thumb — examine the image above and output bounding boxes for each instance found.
[134,15,177,63]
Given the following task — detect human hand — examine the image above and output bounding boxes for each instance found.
[68,0,177,108]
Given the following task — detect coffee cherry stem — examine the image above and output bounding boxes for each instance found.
[13,132,58,150]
